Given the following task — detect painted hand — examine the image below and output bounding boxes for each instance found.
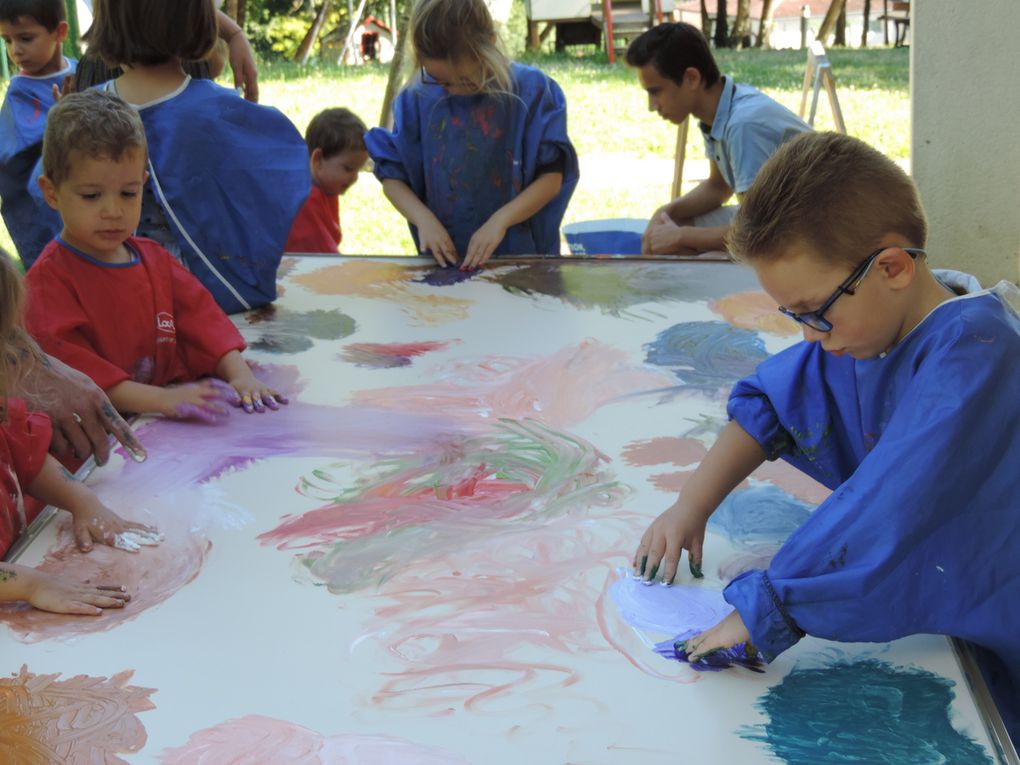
[463,216,507,271]
[72,500,160,554]
[633,500,707,584]
[682,609,753,662]
[226,372,288,414]
[417,218,458,268]
[18,353,146,464]
[27,570,131,616]
[164,379,239,422]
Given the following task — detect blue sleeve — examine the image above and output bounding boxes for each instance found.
[725,309,1020,665]
[364,88,422,191]
[727,341,865,490]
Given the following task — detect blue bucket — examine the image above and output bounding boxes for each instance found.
[562,218,647,256]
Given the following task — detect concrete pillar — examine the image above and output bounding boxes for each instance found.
[911,1,1020,285]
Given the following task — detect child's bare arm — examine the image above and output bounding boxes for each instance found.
[0,562,130,615]
[107,379,237,422]
[26,455,159,553]
[463,172,564,270]
[633,420,766,584]
[381,179,458,267]
[643,162,733,255]
[214,350,288,413]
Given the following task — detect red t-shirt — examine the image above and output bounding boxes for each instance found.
[284,185,341,253]
[25,237,246,391]
[0,399,52,554]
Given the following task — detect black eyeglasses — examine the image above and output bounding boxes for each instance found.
[778,247,926,332]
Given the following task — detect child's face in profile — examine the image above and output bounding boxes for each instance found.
[420,57,485,96]
[0,16,67,77]
[753,242,908,360]
[312,147,370,197]
[40,148,148,263]
[636,63,698,126]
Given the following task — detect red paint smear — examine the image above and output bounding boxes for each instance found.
[621,437,707,468]
[344,340,450,358]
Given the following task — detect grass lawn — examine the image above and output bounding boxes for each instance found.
[0,46,909,262]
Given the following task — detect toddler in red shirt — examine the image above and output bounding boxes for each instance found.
[285,107,369,254]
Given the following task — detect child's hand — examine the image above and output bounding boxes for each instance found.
[26,570,131,616]
[226,370,288,414]
[417,219,458,267]
[463,216,508,271]
[681,610,753,662]
[633,500,709,584]
[71,499,161,554]
[645,211,694,255]
[163,379,239,422]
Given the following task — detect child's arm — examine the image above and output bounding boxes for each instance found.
[27,454,159,553]
[214,350,288,413]
[0,562,130,615]
[633,420,766,584]
[462,172,564,271]
[107,379,238,423]
[381,179,458,267]
[642,162,733,255]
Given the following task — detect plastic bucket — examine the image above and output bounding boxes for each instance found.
[562,218,647,256]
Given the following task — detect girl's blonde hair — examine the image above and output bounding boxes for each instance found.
[87,0,218,68]
[411,0,512,95]
[0,254,39,417]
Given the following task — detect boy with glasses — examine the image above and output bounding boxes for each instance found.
[633,132,1020,738]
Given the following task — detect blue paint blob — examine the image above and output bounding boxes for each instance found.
[643,321,768,389]
[415,267,478,286]
[739,659,993,764]
[709,485,813,549]
[654,629,765,673]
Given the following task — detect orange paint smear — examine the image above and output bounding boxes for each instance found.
[291,261,473,326]
[0,521,210,642]
[710,291,801,337]
[0,665,155,763]
[621,437,707,468]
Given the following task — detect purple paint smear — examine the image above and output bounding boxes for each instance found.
[654,631,764,673]
[608,568,733,635]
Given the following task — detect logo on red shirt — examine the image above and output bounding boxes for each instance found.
[156,312,176,334]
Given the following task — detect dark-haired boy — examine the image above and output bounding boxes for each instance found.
[626,23,809,256]
[0,0,75,267]
[634,131,1020,740]
[285,107,369,254]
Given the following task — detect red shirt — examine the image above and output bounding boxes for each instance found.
[0,399,52,554]
[25,237,246,391]
[284,185,341,253]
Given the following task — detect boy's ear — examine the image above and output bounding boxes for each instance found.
[878,247,917,288]
[37,175,59,210]
[54,20,69,44]
[682,66,702,89]
[310,147,323,169]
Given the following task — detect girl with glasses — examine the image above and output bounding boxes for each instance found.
[365,0,578,270]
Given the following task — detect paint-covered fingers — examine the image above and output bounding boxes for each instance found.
[101,402,147,463]
[27,572,131,616]
[682,610,752,661]
[73,501,160,553]
[229,379,288,415]
[166,381,235,422]
[417,220,458,267]
[463,218,506,271]
[635,502,709,584]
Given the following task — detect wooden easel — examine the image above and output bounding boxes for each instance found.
[799,40,846,133]
[671,117,689,199]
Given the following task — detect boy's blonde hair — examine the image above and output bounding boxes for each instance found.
[42,89,147,187]
[305,108,367,158]
[0,253,38,414]
[87,0,217,67]
[410,0,512,95]
[728,132,928,266]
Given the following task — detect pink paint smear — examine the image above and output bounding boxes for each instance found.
[340,340,454,369]
[161,714,470,764]
[351,339,674,428]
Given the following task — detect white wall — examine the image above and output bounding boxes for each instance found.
[911,1,1020,285]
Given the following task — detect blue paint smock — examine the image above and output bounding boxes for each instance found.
[723,272,1020,739]
[365,63,579,257]
[0,60,75,267]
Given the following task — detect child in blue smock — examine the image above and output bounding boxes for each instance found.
[0,0,74,267]
[365,0,578,270]
[633,132,1020,739]
[74,0,310,313]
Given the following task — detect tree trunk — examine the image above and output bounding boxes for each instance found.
[713,0,728,48]
[755,0,777,48]
[860,0,871,47]
[730,0,751,48]
[815,0,846,44]
[380,5,412,128]
[294,0,332,64]
[237,0,247,28]
[699,0,710,37]
[834,1,847,45]
[224,0,238,19]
